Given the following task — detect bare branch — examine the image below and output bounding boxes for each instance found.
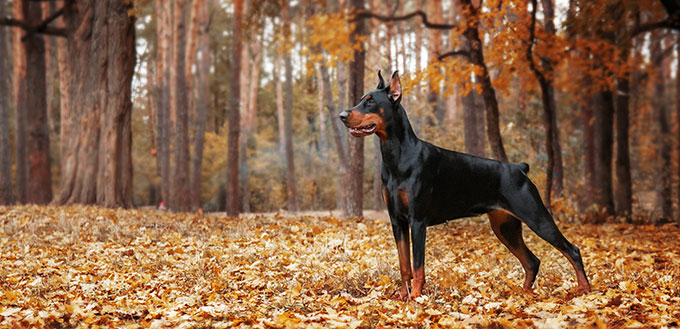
[632,18,680,36]
[526,0,548,84]
[21,6,66,41]
[0,18,28,29]
[0,7,66,38]
[438,49,471,61]
[352,10,457,30]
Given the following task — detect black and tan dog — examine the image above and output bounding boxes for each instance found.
[339,71,591,300]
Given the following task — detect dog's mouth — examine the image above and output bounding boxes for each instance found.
[349,123,376,137]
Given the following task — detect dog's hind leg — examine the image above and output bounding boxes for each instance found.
[503,182,591,293]
[487,210,540,290]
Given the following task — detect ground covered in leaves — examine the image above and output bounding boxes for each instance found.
[0,206,679,328]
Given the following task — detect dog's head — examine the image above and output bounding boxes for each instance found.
[338,71,402,140]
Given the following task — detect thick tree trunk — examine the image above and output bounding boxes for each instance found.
[460,0,507,162]
[652,33,672,219]
[12,0,27,203]
[155,0,172,207]
[53,0,135,207]
[614,49,632,219]
[191,0,211,211]
[226,0,242,216]
[170,0,191,212]
[346,0,367,218]
[22,1,51,204]
[0,0,12,205]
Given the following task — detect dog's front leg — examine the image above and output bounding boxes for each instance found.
[410,220,426,299]
[391,221,412,300]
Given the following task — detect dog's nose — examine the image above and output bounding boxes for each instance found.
[339,111,349,123]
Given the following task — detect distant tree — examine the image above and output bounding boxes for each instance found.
[155,0,172,208]
[452,0,486,158]
[170,0,191,212]
[346,0,367,218]
[281,2,298,212]
[427,0,444,123]
[652,31,672,219]
[458,0,508,162]
[226,0,243,216]
[191,0,212,211]
[526,0,561,207]
[0,0,12,205]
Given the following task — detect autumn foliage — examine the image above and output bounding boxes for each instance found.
[0,205,678,328]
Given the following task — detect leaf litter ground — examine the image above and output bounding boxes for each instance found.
[0,205,679,328]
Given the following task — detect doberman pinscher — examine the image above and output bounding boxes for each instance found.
[339,71,591,301]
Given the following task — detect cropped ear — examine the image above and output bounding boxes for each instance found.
[388,71,402,103]
[377,70,386,89]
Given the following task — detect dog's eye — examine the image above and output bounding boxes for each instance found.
[366,98,375,106]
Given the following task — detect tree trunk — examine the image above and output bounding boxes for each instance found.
[346,0,367,218]
[54,0,135,207]
[0,0,12,205]
[460,0,507,162]
[593,90,615,217]
[170,0,191,212]
[191,0,211,211]
[583,98,596,205]
[336,61,349,212]
[539,0,564,197]
[22,1,51,204]
[12,0,27,203]
[282,3,297,212]
[462,87,486,157]
[320,63,349,211]
[317,66,327,160]
[155,0,172,207]
[336,0,349,212]
[275,53,286,164]
[241,33,261,214]
[238,4,250,214]
[677,34,680,224]
[369,0,382,210]
[226,0,242,216]
[614,46,632,219]
[427,0,444,123]
[43,2,59,140]
[652,33,672,219]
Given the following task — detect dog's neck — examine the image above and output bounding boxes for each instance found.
[379,105,421,167]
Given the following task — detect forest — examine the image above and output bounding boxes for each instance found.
[1,0,680,328]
